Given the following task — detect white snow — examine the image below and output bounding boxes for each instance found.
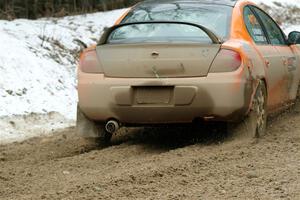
[0,112,74,144]
[0,9,128,144]
[253,0,300,7]
[285,24,300,34]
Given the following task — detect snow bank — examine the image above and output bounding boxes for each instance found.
[0,9,127,119]
[0,112,74,144]
[0,9,128,143]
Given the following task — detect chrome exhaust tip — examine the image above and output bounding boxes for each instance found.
[105,120,120,134]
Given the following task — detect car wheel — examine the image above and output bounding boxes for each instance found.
[228,80,267,139]
[251,80,267,137]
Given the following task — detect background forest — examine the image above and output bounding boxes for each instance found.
[0,0,141,19]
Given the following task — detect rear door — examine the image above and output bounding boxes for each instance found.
[244,6,286,109]
[252,6,299,101]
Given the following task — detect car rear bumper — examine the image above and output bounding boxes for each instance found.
[78,68,252,124]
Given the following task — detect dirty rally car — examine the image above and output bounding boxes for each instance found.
[76,0,300,143]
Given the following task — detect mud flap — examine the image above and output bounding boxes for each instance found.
[76,105,105,138]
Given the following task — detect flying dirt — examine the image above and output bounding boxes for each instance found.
[0,102,300,200]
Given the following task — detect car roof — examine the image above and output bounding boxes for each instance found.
[138,0,239,7]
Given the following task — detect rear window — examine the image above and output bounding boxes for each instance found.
[122,3,232,39]
[107,23,211,44]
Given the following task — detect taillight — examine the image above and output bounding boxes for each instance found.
[79,50,103,73]
[209,49,242,73]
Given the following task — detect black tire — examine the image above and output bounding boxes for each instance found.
[228,80,267,139]
[251,80,268,137]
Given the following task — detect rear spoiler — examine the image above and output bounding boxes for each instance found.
[98,21,223,45]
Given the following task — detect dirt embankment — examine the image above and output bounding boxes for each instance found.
[1,106,300,199]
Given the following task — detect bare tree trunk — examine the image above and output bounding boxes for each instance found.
[25,0,29,18]
[101,0,107,11]
[33,0,38,19]
[73,0,77,13]
[4,0,15,20]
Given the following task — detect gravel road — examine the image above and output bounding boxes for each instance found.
[1,106,300,200]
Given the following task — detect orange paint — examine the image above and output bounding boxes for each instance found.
[230,0,257,41]
[114,8,132,25]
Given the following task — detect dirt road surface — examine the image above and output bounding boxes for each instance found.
[1,106,300,200]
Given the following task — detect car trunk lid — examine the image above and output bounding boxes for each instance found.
[96,43,221,78]
[96,21,222,78]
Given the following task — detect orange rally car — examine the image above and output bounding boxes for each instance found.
[76,0,300,143]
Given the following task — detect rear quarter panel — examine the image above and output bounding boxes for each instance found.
[229,1,271,106]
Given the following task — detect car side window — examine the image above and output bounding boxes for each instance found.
[243,7,268,45]
[252,7,286,45]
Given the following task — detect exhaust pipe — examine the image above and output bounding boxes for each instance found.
[105,120,120,134]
